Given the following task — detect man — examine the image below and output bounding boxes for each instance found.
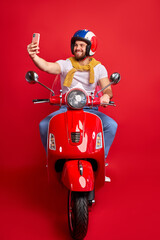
[27,29,117,165]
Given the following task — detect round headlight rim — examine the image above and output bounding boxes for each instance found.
[66,88,87,109]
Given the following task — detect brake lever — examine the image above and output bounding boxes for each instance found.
[101,101,116,106]
[107,103,116,106]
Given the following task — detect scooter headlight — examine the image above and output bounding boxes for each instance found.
[67,89,87,109]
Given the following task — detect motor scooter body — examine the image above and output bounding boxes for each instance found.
[47,108,105,190]
[26,70,120,240]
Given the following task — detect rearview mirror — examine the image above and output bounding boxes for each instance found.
[25,71,39,84]
[110,72,121,84]
[25,71,55,95]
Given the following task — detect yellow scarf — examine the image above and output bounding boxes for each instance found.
[63,57,101,87]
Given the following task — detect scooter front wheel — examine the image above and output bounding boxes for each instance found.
[68,191,88,240]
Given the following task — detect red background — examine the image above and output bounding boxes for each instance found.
[1,0,160,239]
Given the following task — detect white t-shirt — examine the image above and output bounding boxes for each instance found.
[56,58,108,95]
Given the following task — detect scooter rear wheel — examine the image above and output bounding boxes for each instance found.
[68,191,88,240]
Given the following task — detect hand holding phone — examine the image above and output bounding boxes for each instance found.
[32,33,40,46]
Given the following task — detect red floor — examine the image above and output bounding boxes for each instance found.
[1,149,159,240]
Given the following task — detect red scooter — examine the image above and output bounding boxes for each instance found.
[26,71,120,240]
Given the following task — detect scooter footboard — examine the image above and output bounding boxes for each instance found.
[61,160,94,192]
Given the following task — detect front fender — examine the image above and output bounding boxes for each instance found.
[61,160,94,191]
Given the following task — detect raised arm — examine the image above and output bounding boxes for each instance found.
[27,42,61,74]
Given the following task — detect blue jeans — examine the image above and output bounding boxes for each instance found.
[39,106,118,158]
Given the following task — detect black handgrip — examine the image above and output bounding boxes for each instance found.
[101,101,116,106]
[109,101,114,104]
[32,99,49,103]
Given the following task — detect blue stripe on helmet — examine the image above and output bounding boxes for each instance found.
[73,29,90,38]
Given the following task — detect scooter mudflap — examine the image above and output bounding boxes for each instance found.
[61,160,94,192]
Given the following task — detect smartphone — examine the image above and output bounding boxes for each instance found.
[32,33,40,45]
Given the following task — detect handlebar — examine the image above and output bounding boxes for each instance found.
[32,95,115,106]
